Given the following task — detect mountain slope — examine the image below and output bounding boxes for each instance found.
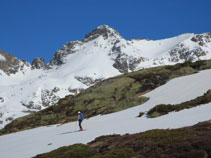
[1,66,211,158]
[1,60,211,135]
[0,25,211,128]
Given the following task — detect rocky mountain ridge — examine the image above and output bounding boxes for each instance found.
[1,26,211,75]
[0,25,211,128]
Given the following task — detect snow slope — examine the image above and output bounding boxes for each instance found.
[0,48,121,128]
[0,25,211,129]
[0,69,211,158]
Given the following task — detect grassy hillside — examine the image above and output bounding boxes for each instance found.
[34,121,211,158]
[147,89,211,118]
[1,60,211,135]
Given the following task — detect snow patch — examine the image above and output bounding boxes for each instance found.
[0,54,6,61]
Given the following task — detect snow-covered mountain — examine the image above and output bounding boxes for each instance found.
[0,25,211,128]
[1,68,211,158]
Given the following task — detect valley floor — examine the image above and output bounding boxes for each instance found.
[1,69,211,158]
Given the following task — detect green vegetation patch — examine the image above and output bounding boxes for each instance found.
[34,144,95,158]
[100,148,138,158]
[147,89,211,118]
[139,128,190,145]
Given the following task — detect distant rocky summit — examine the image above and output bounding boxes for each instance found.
[32,57,46,69]
[0,50,30,75]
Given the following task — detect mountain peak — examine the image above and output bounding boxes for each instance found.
[49,25,122,67]
[83,25,122,42]
[96,25,116,32]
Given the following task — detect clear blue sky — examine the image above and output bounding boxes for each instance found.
[1,0,211,63]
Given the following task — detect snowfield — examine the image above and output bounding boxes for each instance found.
[0,69,211,158]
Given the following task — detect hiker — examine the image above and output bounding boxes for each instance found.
[78,111,84,131]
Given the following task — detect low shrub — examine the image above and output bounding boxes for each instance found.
[34,144,94,158]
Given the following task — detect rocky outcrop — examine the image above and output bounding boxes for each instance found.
[129,57,144,71]
[32,57,46,69]
[111,40,144,73]
[83,25,122,42]
[74,76,104,86]
[21,101,41,110]
[169,43,207,62]
[48,41,80,67]
[113,56,129,73]
[21,87,61,110]
[41,88,60,107]
[0,97,4,102]
[0,50,31,75]
[112,52,144,73]
[111,42,129,73]
[68,87,84,94]
[191,33,211,46]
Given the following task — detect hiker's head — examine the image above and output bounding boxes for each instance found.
[78,111,81,114]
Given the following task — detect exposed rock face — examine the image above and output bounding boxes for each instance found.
[21,87,61,111]
[32,57,46,69]
[113,57,129,73]
[169,33,211,63]
[0,50,30,75]
[111,42,129,73]
[169,43,207,62]
[111,44,144,73]
[191,33,211,46]
[68,87,84,94]
[83,25,122,42]
[41,89,60,107]
[5,117,13,122]
[0,97,4,102]
[21,101,41,110]
[49,41,80,66]
[74,76,104,86]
